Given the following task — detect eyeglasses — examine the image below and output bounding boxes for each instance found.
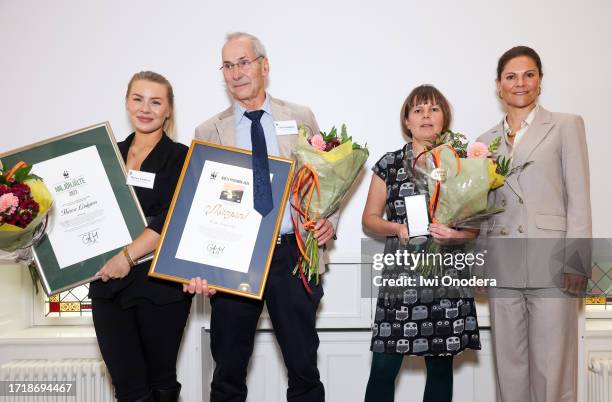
[219,56,264,72]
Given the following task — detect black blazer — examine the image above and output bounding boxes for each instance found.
[89,133,191,306]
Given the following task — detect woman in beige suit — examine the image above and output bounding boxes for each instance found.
[478,46,591,402]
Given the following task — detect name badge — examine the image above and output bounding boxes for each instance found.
[274,120,299,135]
[126,169,155,189]
[404,194,430,237]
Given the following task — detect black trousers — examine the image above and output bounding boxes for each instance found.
[209,235,324,402]
[92,296,192,402]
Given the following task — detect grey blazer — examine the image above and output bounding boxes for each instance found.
[477,106,592,287]
[194,96,338,274]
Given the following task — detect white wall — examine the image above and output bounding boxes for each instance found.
[1,0,611,250]
[1,2,609,401]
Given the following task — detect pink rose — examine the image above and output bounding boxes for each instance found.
[310,134,327,151]
[467,142,489,159]
[0,193,19,216]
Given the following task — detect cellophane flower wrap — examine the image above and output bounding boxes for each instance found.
[0,161,53,252]
[410,132,531,277]
[424,145,490,225]
[291,125,368,292]
[418,131,523,227]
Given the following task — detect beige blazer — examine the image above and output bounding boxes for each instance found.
[477,106,592,287]
[194,96,338,274]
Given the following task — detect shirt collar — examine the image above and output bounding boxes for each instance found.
[234,94,272,125]
[503,104,539,136]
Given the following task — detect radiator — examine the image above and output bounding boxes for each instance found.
[0,359,114,402]
[589,356,612,402]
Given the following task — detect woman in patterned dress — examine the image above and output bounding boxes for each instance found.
[362,85,481,402]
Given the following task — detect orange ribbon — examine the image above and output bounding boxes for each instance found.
[290,164,321,294]
[3,161,28,182]
[413,145,461,223]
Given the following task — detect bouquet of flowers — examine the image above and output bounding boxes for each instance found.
[409,131,531,278]
[0,161,53,252]
[291,124,368,292]
[416,131,531,226]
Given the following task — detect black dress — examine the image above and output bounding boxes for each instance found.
[369,143,481,356]
[89,132,191,306]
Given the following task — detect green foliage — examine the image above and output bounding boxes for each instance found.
[0,164,41,183]
[488,136,502,154]
[427,130,469,157]
[506,161,534,177]
[496,156,511,176]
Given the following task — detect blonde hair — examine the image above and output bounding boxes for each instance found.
[126,71,176,138]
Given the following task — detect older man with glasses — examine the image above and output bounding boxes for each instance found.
[185,32,338,402]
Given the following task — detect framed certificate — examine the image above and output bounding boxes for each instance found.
[149,140,295,300]
[0,122,146,295]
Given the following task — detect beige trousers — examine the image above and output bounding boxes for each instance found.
[489,287,579,402]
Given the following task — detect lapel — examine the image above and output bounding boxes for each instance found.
[214,107,236,147]
[269,96,296,159]
[511,106,555,168]
[214,96,296,159]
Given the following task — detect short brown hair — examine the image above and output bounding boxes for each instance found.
[126,71,176,138]
[496,46,543,81]
[400,85,452,138]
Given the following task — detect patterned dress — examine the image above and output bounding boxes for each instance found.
[370,143,481,356]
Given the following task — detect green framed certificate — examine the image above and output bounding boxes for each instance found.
[0,122,146,295]
[149,140,294,300]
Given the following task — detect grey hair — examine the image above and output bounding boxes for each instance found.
[225,32,267,58]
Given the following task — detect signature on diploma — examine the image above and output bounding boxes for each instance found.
[206,242,226,256]
[80,230,100,245]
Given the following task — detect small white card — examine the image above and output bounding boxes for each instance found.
[274,120,299,135]
[126,169,155,189]
[404,194,430,237]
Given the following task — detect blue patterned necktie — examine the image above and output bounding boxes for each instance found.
[244,110,273,216]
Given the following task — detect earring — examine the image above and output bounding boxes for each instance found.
[497,91,503,100]
[538,87,542,96]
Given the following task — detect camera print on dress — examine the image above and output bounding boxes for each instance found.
[369,143,481,356]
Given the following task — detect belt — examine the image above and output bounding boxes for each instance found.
[276,233,296,246]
